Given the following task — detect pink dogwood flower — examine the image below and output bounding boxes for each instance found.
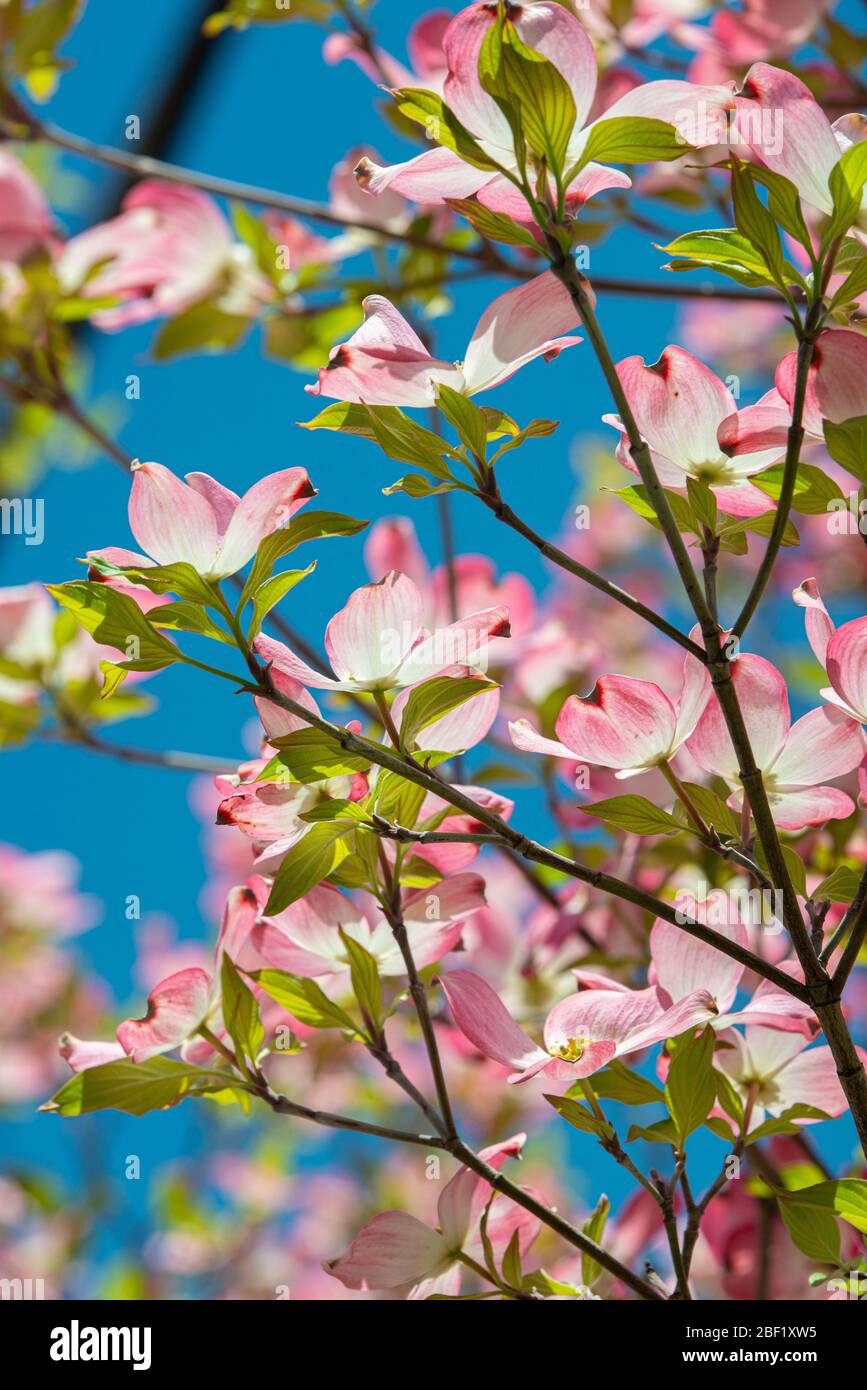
[437,967,716,1087]
[250,875,485,979]
[714,329,867,468]
[253,569,510,694]
[90,459,314,580]
[326,1133,539,1296]
[686,652,864,829]
[649,909,817,1035]
[57,887,263,1073]
[305,271,582,408]
[604,345,784,516]
[114,968,213,1064]
[57,967,213,1073]
[217,775,363,875]
[733,63,867,224]
[715,1025,867,1128]
[777,328,867,435]
[355,2,728,219]
[56,181,272,329]
[794,578,867,804]
[509,648,710,777]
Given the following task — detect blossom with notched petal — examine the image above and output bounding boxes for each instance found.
[732,63,867,224]
[604,345,785,517]
[254,569,510,694]
[686,652,864,830]
[305,272,582,408]
[649,907,817,1036]
[437,967,716,1087]
[355,2,730,219]
[89,459,314,581]
[714,331,867,466]
[716,1026,867,1129]
[509,646,710,777]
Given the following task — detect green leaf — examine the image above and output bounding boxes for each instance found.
[481,16,577,177]
[664,1026,716,1146]
[714,1067,745,1129]
[46,581,179,670]
[626,1118,678,1145]
[398,675,498,750]
[754,840,807,898]
[445,198,541,250]
[203,0,328,34]
[730,157,787,288]
[268,728,372,783]
[744,165,814,255]
[544,1092,613,1140]
[772,1178,867,1234]
[825,140,867,247]
[97,660,128,702]
[264,822,355,914]
[300,798,373,826]
[823,415,867,487]
[339,928,382,1035]
[153,301,251,360]
[383,474,462,499]
[372,768,428,830]
[778,1198,841,1265]
[751,462,844,515]
[660,228,781,289]
[0,698,41,747]
[150,602,234,644]
[717,508,800,552]
[366,406,464,480]
[247,562,315,640]
[812,865,862,904]
[251,968,359,1033]
[392,87,504,174]
[671,783,739,839]
[12,0,80,72]
[745,1104,832,1145]
[587,1060,665,1107]
[686,477,718,533]
[612,484,698,536]
[220,955,264,1064]
[86,557,217,605]
[581,1195,610,1288]
[501,1228,523,1290]
[239,510,368,605]
[489,416,559,461]
[435,383,488,462]
[828,248,867,313]
[579,795,682,837]
[572,116,690,180]
[41,1057,233,1117]
[303,401,463,480]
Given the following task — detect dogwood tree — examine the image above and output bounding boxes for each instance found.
[1,0,867,1302]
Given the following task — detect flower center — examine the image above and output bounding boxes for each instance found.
[551,1036,586,1063]
[691,458,732,485]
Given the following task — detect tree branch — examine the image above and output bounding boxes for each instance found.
[14,114,785,304]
